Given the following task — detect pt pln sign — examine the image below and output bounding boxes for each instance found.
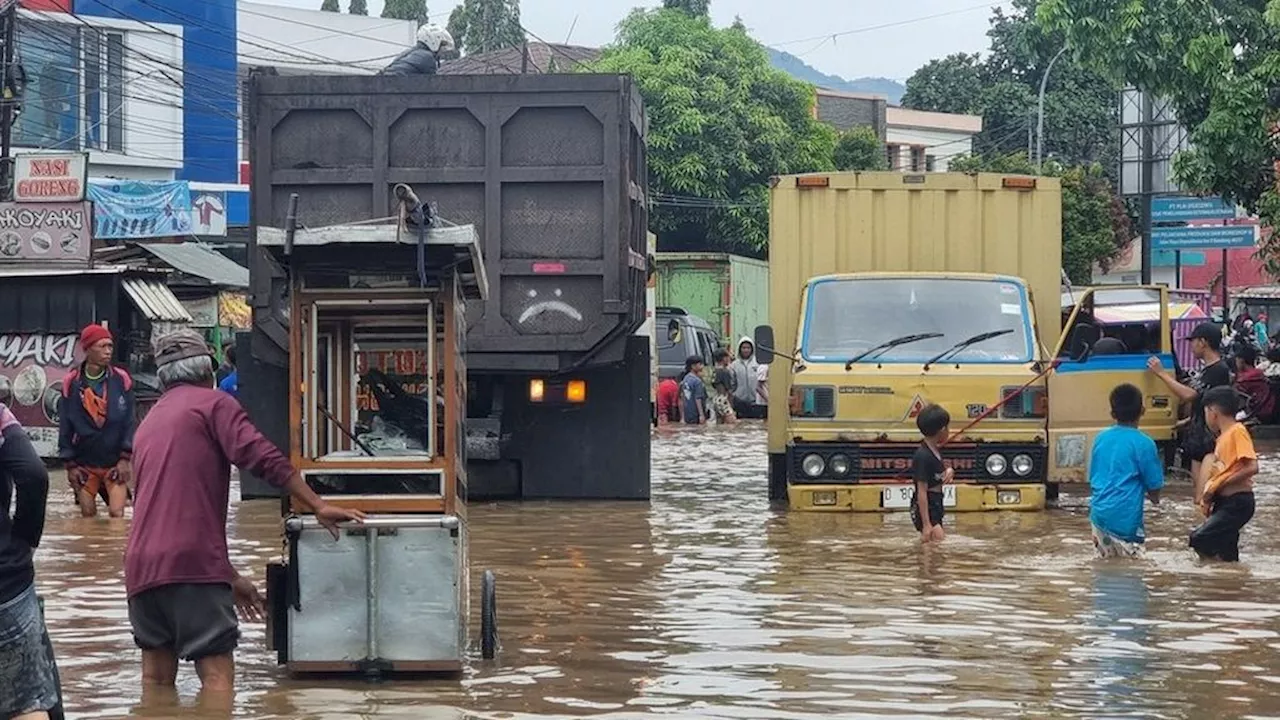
[12,152,88,203]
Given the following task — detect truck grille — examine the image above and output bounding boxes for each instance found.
[789,442,1046,484]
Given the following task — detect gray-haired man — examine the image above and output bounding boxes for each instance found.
[124,329,364,695]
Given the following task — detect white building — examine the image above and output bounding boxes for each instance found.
[884,106,983,173]
[14,9,185,180]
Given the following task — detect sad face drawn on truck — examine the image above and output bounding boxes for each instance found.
[518,288,583,324]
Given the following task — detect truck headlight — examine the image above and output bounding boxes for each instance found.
[1011,454,1034,477]
[985,454,1007,477]
[828,453,851,477]
[801,453,825,478]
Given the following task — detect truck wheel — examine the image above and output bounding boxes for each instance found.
[480,569,498,660]
[768,453,788,504]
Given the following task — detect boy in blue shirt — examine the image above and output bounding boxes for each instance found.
[679,356,707,425]
[1090,383,1164,558]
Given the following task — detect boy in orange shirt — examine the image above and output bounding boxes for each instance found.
[1190,386,1258,562]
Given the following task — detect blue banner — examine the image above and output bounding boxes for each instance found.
[87,180,193,240]
[1152,249,1206,267]
[1150,224,1256,250]
[1150,196,1236,222]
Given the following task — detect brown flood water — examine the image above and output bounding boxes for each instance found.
[32,425,1280,719]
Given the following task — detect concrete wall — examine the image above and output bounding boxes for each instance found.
[884,126,975,172]
[814,90,886,139]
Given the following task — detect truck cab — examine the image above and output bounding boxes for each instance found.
[759,271,1050,512]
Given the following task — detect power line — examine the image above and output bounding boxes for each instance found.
[764,2,1004,50]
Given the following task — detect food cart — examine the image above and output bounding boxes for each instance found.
[257,191,495,675]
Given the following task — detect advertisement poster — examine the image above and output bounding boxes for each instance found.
[87,180,192,240]
[0,333,79,457]
[0,201,91,264]
[218,292,250,330]
[190,191,227,236]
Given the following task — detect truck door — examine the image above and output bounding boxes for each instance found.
[1047,286,1178,485]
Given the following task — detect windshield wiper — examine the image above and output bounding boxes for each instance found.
[845,333,944,370]
[922,329,1016,370]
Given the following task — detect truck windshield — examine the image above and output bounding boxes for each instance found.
[803,278,1034,364]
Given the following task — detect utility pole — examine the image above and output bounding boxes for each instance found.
[0,0,17,202]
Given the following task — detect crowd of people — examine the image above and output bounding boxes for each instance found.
[655,338,769,426]
[0,325,363,719]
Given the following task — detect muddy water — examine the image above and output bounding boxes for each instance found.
[31,425,1280,718]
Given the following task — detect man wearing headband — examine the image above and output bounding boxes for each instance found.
[58,323,135,518]
[124,329,364,695]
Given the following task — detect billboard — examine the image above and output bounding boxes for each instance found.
[0,333,79,457]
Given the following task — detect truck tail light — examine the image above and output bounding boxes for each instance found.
[566,380,587,403]
[529,379,545,403]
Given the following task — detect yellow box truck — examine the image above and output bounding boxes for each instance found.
[758,172,1177,512]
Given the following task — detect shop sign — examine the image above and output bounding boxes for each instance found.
[0,201,91,264]
[12,152,88,203]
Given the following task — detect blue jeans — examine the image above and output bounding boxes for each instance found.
[0,583,60,717]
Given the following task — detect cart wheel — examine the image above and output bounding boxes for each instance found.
[480,569,498,660]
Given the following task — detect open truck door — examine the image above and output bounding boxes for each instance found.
[1047,286,1179,486]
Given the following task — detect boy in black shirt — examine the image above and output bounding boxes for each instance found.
[1147,322,1232,498]
[911,404,954,543]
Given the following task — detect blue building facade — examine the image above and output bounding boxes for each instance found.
[74,0,240,185]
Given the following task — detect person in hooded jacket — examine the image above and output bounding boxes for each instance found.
[379,24,454,77]
[728,337,761,419]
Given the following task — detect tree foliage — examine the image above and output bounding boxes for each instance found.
[588,9,836,253]
[663,0,710,17]
[348,0,367,15]
[381,0,428,25]
[448,0,524,56]
[1039,0,1280,275]
[951,152,1130,282]
[834,127,887,171]
[320,0,339,11]
[902,0,1116,170]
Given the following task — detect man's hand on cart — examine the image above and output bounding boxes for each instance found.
[231,574,265,622]
[315,503,367,540]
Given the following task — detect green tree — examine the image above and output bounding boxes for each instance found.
[903,0,1117,170]
[1039,0,1280,274]
[834,127,887,171]
[951,152,1130,282]
[320,0,339,11]
[381,0,428,25]
[588,8,836,252]
[663,0,710,17]
[902,53,984,115]
[449,0,523,55]
[348,0,367,15]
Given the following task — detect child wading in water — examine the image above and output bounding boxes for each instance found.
[911,404,953,543]
[1089,384,1164,558]
[1191,386,1258,561]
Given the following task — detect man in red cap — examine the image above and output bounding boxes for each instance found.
[58,323,135,518]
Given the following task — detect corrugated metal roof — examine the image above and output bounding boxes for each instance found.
[140,242,250,288]
[122,276,194,322]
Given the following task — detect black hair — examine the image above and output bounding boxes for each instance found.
[916,404,950,437]
[1203,385,1241,416]
[684,355,704,372]
[1237,344,1259,366]
[224,345,236,365]
[713,348,731,364]
[1109,383,1144,424]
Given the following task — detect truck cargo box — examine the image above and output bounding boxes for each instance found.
[247,73,648,373]
[655,252,769,345]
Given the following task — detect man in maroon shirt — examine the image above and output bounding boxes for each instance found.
[125,329,364,695]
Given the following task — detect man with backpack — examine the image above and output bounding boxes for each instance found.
[59,324,135,518]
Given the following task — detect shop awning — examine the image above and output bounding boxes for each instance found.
[122,276,194,323]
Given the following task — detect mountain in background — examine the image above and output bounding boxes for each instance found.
[766,48,905,104]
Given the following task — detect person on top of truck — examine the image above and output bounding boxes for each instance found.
[379,24,454,77]
[728,337,760,419]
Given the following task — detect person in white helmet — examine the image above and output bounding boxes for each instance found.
[380,24,455,76]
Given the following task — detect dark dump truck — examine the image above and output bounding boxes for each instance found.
[241,72,651,500]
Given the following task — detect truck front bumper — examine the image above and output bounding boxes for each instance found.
[788,482,1046,512]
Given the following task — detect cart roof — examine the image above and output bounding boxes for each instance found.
[256,223,488,300]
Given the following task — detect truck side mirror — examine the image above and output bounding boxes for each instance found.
[755,325,775,365]
[666,319,681,344]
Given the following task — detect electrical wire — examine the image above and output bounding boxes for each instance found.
[764,2,1005,49]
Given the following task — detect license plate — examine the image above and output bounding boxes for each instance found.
[882,485,957,509]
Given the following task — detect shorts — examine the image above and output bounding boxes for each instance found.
[910,491,945,532]
[71,464,126,498]
[128,583,239,661]
[1180,423,1216,463]
[1190,492,1256,562]
[1092,525,1144,558]
[0,584,60,718]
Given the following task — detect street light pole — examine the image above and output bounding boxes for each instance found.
[1036,45,1069,172]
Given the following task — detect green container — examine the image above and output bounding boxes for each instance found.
[655,252,769,346]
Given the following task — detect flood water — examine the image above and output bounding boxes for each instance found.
[32,426,1280,718]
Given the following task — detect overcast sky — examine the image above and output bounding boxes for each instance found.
[259,0,1011,81]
